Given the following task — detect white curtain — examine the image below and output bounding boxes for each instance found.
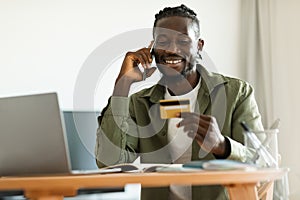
[240,0,275,127]
[240,1,293,199]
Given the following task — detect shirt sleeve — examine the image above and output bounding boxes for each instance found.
[95,96,139,168]
[226,137,250,161]
[227,81,264,162]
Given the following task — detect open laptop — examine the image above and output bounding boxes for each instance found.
[0,92,120,176]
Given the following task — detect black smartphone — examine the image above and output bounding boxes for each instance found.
[142,42,156,80]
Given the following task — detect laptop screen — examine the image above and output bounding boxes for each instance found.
[63,111,99,170]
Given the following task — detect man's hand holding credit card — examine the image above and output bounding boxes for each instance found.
[159,99,191,119]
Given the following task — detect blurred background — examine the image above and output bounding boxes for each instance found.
[0,0,299,199]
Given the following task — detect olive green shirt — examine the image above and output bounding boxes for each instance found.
[95,65,263,200]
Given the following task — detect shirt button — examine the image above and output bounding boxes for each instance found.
[121,122,129,132]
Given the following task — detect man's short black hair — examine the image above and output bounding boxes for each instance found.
[153,4,200,38]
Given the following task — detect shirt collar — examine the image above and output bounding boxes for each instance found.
[140,64,228,103]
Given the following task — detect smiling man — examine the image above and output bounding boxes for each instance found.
[95,4,263,200]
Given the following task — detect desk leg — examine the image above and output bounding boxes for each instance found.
[258,182,274,200]
[225,183,258,200]
[25,189,76,200]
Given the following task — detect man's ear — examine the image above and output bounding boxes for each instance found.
[198,39,204,51]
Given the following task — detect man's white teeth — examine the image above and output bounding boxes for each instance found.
[165,59,182,64]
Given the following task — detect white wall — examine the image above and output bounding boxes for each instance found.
[0,0,241,110]
[272,0,300,199]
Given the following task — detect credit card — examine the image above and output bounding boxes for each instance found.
[159,99,191,119]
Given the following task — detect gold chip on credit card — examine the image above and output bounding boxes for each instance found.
[159,99,191,119]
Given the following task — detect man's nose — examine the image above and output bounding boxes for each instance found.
[165,41,180,54]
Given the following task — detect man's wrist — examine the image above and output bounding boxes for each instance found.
[113,77,134,97]
[213,137,231,159]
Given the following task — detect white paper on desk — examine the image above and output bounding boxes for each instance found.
[202,160,256,171]
[156,164,203,173]
[72,168,122,174]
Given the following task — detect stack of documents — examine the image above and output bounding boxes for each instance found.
[183,160,256,171]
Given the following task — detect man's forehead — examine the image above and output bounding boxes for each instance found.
[154,16,195,38]
[155,28,189,36]
[155,16,192,26]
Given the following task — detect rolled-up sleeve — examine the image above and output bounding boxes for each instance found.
[95,96,138,168]
[227,81,263,162]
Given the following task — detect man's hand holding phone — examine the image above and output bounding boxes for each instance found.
[117,42,156,83]
[113,42,156,97]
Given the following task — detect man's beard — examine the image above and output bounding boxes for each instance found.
[181,63,194,77]
[157,60,195,81]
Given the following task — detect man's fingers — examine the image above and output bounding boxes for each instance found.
[176,113,208,126]
[187,131,204,142]
[181,122,209,136]
[141,48,153,68]
[178,112,213,123]
[182,124,199,133]
[177,116,198,127]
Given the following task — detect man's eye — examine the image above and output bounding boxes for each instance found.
[157,41,168,46]
[178,40,190,45]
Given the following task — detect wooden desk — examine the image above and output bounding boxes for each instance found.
[0,168,287,200]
